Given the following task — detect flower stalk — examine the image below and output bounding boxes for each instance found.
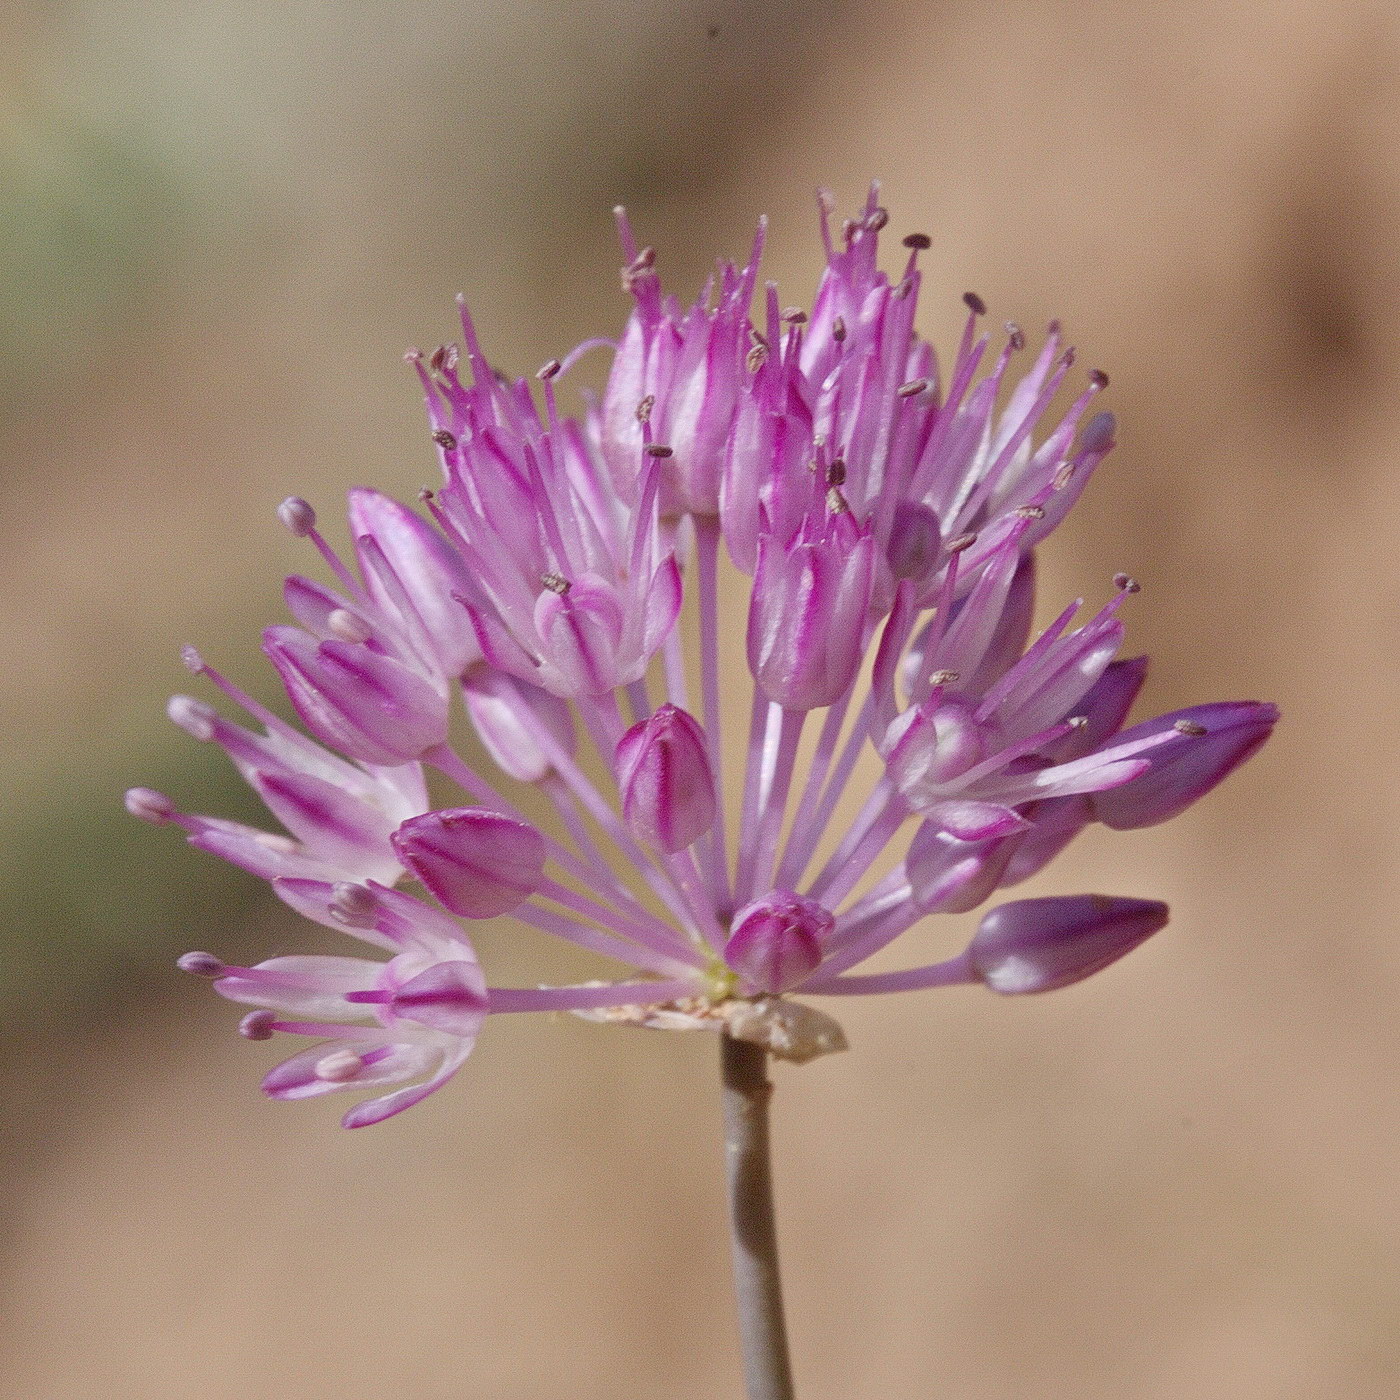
[722,1034,796,1400]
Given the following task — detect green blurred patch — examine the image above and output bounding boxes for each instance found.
[0,93,190,408]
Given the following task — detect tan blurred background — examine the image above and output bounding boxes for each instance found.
[3,1,1397,1396]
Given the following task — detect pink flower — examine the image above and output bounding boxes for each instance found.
[134,187,1276,1124]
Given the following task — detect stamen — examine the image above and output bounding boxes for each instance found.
[1067,715,1090,729]
[314,1049,365,1083]
[180,644,206,675]
[1014,504,1046,520]
[898,378,930,399]
[963,291,987,316]
[864,206,889,232]
[1090,368,1110,388]
[781,307,807,324]
[746,344,768,372]
[328,608,373,644]
[541,571,571,595]
[277,497,317,537]
[330,882,378,928]
[902,232,931,250]
[945,531,978,554]
[645,443,674,458]
[832,316,846,343]
[167,695,216,741]
[536,358,562,381]
[826,459,846,487]
[1006,322,1027,351]
[177,951,225,977]
[1174,719,1208,736]
[928,670,960,686]
[826,487,850,515]
[431,428,457,450]
[239,1010,275,1040]
[636,394,655,424]
[1113,573,1141,594]
[125,787,175,824]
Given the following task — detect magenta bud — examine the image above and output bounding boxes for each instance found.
[125,787,175,824]
[392,808,546,918]
[277,496,317,537]
[724,891,835,994]
[614,704,716,852]
[177,951,225,977]
[968,894,1169,994]
[1091,701,1278,830]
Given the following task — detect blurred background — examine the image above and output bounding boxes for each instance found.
[3,1,1397,1396]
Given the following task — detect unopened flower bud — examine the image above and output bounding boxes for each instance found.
[724,891,835,994]
[614,704,716,852]
[392,808,547,918]
[1091,701,1279,829]
[748,529,876,710]
[968,894,1169,994]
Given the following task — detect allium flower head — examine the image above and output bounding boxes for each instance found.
[132,185,1276,1125]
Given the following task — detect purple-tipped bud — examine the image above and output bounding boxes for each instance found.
[277,496,317,537]
[748,528,876,710]
[392,808,546,918]
[724,891,835,994]
[614,704,717,852]
[968,894,1169,994]
[1091,701,1279,830]
[263,625,449,766]
[125,787,175,824]
[177,951,225,977]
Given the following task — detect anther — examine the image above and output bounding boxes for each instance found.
[945,532,978,554]
[1090,368,1110,389]
[864,206,890,232]
[1060,347,1078,368]
[403,347,423,363]
[902,232,932,250]
[630,246,656,272]
[826,459,847,486]
[1014,504,1046,520]
[536,358,562,381]
[928,669,961,687]
[826,487,850,515]
[817,188,838,216]
[635,394,655,424]
[239,1010,275,1041]
[1006,322,1026,351]
[962,291,987,316]
[1113,572,1141,594]
[177,951,225,978]
[330,881,379,928]
[314,1049,365,1083]
[832,316,847,343]
[418,487,435,503]
[180,644,206,674]
[898,377,930,399]
[125,787,175,824]
[541,571,571,595]
[277,497,317,538]
[328,609,373,644]
[746,345,769,373]
[1052,463,1076,490]
[781,307,808,324]
[1067,715,1090,730]
[167,695,216,741]
[431,428,457,450]
[1174,719,1208,736]
[645,443,674,458]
